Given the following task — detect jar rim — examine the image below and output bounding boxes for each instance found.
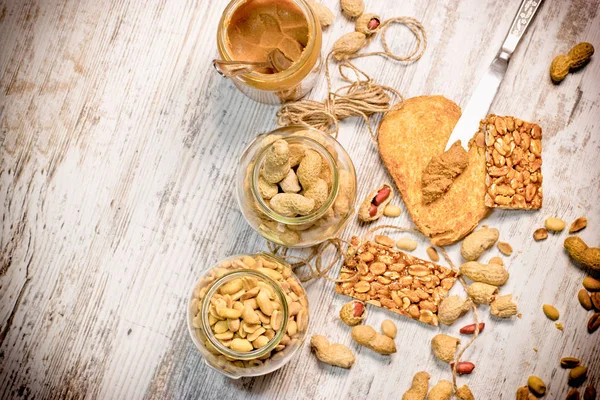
[200,269,289,360]
[251,133,340,225]
[216,0,319,84]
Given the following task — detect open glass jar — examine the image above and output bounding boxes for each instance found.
[215,0,322,104]
[187,253,309,378]
[236,126,357,248]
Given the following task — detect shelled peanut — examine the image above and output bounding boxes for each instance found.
[358,184,394,222]
[190,254,309,371]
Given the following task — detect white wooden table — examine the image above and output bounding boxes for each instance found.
[1,0,599,398]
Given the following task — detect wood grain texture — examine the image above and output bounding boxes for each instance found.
[1,0,599,398]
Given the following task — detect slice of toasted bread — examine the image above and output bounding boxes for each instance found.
[378,95,488,246]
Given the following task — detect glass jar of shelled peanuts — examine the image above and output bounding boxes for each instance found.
[236,125,357,248]
[215,0,322,104]
[187,253,309,378]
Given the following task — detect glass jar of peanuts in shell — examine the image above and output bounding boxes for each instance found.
[187,253,309,378]
[236,125,357,248]
[215,0,322,104]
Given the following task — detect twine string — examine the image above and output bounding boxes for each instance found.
[276,16,427,140]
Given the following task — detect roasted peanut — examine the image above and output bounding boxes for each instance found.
[561,357,581,369]
[584,386,597,400]
[528,376,547,397]
[588,313,600,334]
[351,325,396,354]
[383,204,402,217]
[340,300,365,326]
[381,319,397,339]
[262,139,290,184]
[569,365,588,385]
[452,361,475,375]
[310,335,355,368]
[570,217,588,233]
[490,294,518,318]
[438,296,472,325]
[565,236,600,271]
[545,217,566,232]
[401,371,430,400]
[460,322,485,334]
[467,282,498,305]
[396,238,418,251]
[456,385,475,400]
[583,276,600,291]
[270,193,315,217]
[333,31,366,60]
[533,228,548,241]
[430,334,459,363]
[427,380,453,400]
[460,261,509,286]
[426,246,440,262]
[460,227,499,261]
[543,304,560,321]
[497,241,513,256]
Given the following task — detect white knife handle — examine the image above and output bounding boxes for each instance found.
[499,0,544,62]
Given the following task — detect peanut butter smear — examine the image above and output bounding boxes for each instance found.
[226,0,309,73]
[421,141,469,204]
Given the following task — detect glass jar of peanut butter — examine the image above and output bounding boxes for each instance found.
[236,126,357,247]
[216,0,322,104]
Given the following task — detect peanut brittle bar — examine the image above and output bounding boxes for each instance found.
[335,236,457,326]
[483,115,543,209]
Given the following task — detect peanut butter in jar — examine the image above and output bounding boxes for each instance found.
[216,0,322,104]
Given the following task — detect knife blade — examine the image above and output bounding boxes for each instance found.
[445,0,544,151]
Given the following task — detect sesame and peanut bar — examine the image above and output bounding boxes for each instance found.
[483,115,543,209]
[335,236,457,327]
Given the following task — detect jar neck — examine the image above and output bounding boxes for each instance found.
[252,136,339,225]
[216,0,321,90]
[201,270,288,360]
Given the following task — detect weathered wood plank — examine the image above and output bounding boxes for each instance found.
[1,0,599,399]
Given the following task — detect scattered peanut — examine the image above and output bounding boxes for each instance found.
[375,234,395,248]
[570,217,588,233]
[460,261,509,286]
[516,386,530,400]
[455,385,475,400]
[333,31,366,60]
[550,42,595,83]
[430,334,460,363]
[467,282,499,305]
[358,184,394,222]
[308,0,334,27]
[460,227,500,261]
[567,388,580,400]
[588,313,600,334]
[497,241,513,256]
[561,357,581,369]
[438,296,472,325]
[528,376,547,397]
[401,371,430,400]
[426,246,440,262]
[310,335,355,368]
[584,386,597,400]
[489,256,504,265]
[355,13,380,35]
[381,319,397,339]
[546,217,566,232]
[340,0,364,18]
[396,238,418,251]
[534,228,549,241]
[543,304,560,321]
[490,294,518,318]
[592,293,600,310]
[565,236,600,271]
[339,300,365,326]
[460,322,485,334]
[579,289,593,310]
[427,380,453,400]
[383,204,402,217]
[583,276,600,291]
[351,325,396,354]
[452,361,475,375]
[570,365,588,385]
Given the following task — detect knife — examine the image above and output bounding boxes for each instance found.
[445,0,544,151]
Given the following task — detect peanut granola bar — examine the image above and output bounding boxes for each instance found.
[335,236,457,326]
[482,115,543,209]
